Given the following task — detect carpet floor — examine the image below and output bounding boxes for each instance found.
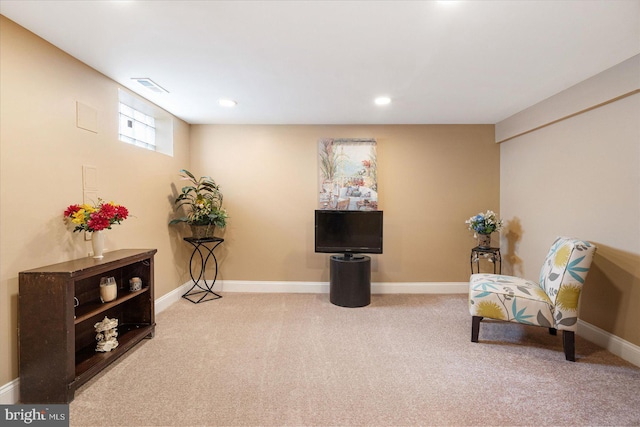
[70,293,640,426]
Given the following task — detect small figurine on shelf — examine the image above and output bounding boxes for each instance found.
[94,316,119,352]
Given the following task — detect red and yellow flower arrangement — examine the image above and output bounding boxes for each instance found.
[64,198,129,232]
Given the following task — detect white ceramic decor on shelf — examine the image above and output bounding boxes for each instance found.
[91,230,104,259]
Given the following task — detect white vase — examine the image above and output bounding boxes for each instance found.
[92,230,105,259]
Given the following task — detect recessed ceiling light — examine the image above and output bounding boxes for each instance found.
[374,96,391,106]
[219,99,237,107]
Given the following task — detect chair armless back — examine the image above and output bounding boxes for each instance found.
[538,237,596,330]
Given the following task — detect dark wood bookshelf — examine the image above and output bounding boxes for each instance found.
[19,249,157,403]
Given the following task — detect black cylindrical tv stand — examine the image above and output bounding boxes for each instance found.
[329,254,371,307]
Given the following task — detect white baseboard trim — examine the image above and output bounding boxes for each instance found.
[219,280,329,294]
[155,282,192,314]
[578,319,640,367]
[0,378,19,404]
[372,282,469,294]
[217,280,469,294]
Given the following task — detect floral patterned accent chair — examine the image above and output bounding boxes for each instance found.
[469,237,596,361]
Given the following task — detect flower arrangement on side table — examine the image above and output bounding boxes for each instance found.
[64,198,129,258]
[465,210,503,248]
[169,169,228,238]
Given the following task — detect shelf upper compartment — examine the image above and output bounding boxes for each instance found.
[74,287,149,324]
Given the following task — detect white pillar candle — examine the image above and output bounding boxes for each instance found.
[100,282,117,303]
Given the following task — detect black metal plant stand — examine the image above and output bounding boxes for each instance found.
[183,237,224,303]
[470,246,502,275]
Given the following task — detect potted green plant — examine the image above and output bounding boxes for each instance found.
[169,169,228,238]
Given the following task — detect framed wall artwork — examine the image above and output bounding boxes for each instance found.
[318,138,378,210]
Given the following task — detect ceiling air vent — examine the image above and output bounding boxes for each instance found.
[132,78,169,94]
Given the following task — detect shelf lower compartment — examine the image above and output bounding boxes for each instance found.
[72,323,155,390]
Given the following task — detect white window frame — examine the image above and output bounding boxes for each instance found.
[118,89,173,156]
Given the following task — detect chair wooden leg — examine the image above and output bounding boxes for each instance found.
[549,328,557,335]
[471,316,482,342]
[563,330,575,361]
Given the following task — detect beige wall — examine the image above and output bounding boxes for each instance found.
[498,56,640,346]
[0,17,192,385]
[189,124,499,284]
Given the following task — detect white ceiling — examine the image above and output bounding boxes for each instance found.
[1,1,639,125]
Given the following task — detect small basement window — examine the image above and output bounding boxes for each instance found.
[118,89,173,156]
[119,103,156,150]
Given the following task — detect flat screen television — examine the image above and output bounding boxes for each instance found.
[314,210,383,258]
